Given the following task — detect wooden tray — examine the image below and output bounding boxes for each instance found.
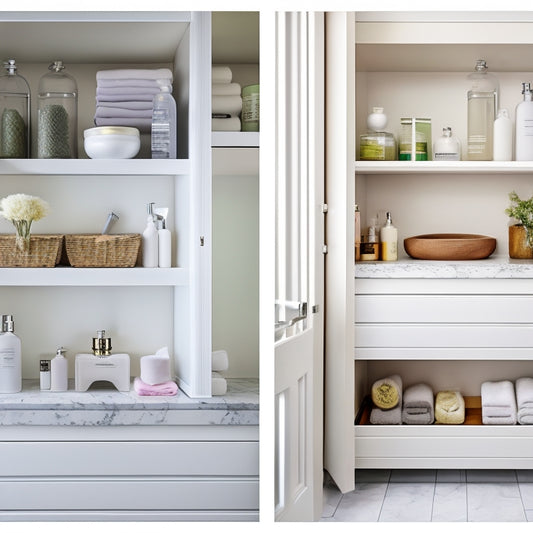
[404,233,496,260]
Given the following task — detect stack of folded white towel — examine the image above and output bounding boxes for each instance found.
[481,380,517,425]
[212,66,242,132]
[94,68,173,133]
[515,377,533,424]
[212,349,229,396]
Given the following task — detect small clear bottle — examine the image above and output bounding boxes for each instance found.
[151,84,177,159]
[433,127,461,161]
[37,61,78,159]
[0,60,30,158]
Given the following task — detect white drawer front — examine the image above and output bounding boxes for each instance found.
[0,441,258,477]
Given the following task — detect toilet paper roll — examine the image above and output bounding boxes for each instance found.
[212,350,229,372]
[212,371,227,396]
[140,347,171,385]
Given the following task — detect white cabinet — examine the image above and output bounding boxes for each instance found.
[325,11,533,493]
[0,12,211,398]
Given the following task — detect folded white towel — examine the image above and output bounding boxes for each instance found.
[212,371,227,396]
[212,116,241,131]
[94,117,152,132]
[95,107,153,119]
[212,95,242,116]
[97,101,154,111]
[140,346,172,386]
[212,82,242,96]
[212,66,232,84]
[97,68,174,82]
[97,78,170,89]
[516,377,533,424]
[212,350,229,372]
[97,86,163,97]
[481,380,517,425]
[96,94,156,103]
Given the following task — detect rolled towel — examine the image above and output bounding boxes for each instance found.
[371,374,402,410]
[481,380,517,425]
[140,346,171,385]
[134,377,178,396]
[212,82,242,96]
[212,116,241,132]
[212,65,232,84]
[402,383,434,424]
[212,371,227,396]
[212,349,229,372]
[516,377,533,424]
[97,68,174,82]
[370,404,401,425]
[212,95,242,116]
[435,390,465,424]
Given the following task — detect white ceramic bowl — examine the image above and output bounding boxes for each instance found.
[84,126,141,159]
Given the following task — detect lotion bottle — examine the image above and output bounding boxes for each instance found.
[0,315,21,393]
[50,347,68,392]
[154,207,171,268]
[493,108,513,161]
[380,212,398,261]
[515,83,533,161]
[142,202,159,267]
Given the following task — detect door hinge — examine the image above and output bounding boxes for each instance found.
[200,236,205,246]
[322,245,328,254]
[312,304,319,314]
[322,203,328,214]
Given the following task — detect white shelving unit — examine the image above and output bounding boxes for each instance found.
[325,11,533,493]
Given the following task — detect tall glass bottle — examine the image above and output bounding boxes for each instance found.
[38,61,78,158]
[0,60,30,158]
[467,59,499,161]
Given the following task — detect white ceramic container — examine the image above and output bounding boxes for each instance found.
[84,126,140,159]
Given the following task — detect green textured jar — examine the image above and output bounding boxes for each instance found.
[242,84,259,132]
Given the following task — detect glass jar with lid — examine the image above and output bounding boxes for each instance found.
[0,59,30,158]
[37,61,78,158]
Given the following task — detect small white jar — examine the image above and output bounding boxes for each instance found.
[84,126,140,159]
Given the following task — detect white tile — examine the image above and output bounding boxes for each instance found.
[519,482,533,510]
[355,469,390,483]
[333,483,388,522]
[322,482,343,518]
[379,482,435,522]
[437,469,466,482]
[466,469,517,483]
[390,469,436,483]
[467,483,526,522]
[432,482,467,522]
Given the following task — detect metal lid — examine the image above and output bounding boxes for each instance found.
[84,126,140,138]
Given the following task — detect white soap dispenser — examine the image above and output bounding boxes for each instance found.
[154,207,171,268]
[516,83,533,161]
[0,315,21,393]
[380,212,398,261]
[142,202,159,267]
[50,346,68,392]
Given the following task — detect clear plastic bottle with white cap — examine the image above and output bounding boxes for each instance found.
[151,83,177,159]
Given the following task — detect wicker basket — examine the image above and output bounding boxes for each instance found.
[64,234,141,268]
[0,234,64,267]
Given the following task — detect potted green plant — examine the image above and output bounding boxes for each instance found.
[505,191,533,258]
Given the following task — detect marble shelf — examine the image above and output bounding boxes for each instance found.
[0,378,259,426]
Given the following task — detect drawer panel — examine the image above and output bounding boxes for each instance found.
[355,294,533,323]
[0,441,258,477]
[0,478,259,511]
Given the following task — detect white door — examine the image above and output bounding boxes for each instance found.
[274,11,325,522]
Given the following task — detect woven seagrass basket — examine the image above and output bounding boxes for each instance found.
[64,234,141,267]
[0,234,64,267]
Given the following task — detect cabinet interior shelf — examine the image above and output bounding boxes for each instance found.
[0,159,190,176]
[0,267,188,286]
[354,160,533,175]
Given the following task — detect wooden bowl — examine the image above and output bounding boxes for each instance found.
[404,233,497,260]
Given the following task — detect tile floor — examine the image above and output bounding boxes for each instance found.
[322,469,533,522]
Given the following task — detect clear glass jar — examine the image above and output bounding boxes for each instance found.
[37,61,78,158]
[0,60,30,158]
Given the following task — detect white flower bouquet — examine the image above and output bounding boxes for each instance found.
[0,193,49,252]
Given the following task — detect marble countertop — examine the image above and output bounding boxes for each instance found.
[0,378,259,426]
[355,256,533,279]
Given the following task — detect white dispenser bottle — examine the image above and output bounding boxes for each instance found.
[516,83,533,161]
[142,202,159,267]
[433,127,461,161]
[154,207,171,268]
[494,108,513,161]
[50,347,68,392]
[380,212,398,261]
[0,315,21,393]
